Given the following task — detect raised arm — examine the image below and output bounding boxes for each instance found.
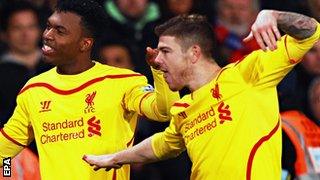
[146,47,179,116]
[277,11,317,40]
[238,10,320,87]
[124,47,180,122]
[244,10,318,51]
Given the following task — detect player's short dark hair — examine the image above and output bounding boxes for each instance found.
[55,0,108,39]
[0,0,39,31]
[155,14,215,58]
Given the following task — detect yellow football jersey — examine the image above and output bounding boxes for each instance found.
[152,24,320,180]
[0,62,178,180]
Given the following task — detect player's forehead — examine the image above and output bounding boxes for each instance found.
[48,11,82,31]
[158,35,181,50]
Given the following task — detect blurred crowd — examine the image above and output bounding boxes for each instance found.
[0,0,319,179]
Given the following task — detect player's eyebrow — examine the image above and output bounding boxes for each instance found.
[47,20,69,34]
[158,46,172,52]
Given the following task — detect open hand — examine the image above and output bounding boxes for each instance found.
[82,154,122,171]
[146,47,160,70]
[243,10,282,51]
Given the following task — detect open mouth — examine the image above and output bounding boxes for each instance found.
[42,44,54,55]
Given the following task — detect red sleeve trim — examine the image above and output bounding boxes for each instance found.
[284,35,289,58]
[173,102,190,108]
[283,35,299,64]
[19,74,143,95]
[139,92,152,116]
[246,119,280,180]
[0,129,26,147]
[112,169,117,180]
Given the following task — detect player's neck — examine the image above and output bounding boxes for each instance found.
[188,60,221,92]
[57,59,95,75]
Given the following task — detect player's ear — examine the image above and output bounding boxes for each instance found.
[80,38,94,52]
[190,45,201,64]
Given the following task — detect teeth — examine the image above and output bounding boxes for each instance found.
[44,45,53,51]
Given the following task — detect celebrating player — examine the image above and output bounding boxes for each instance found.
[0,0,179,179]
[83,10,320,179]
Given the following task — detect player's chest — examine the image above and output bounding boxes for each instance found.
[176,101,234,145]
[29,86,123,113]
[174,85,248,145]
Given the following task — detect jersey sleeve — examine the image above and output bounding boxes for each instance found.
[236,22,320,88]
[123,68,180,122]
[151,117,185,159]
[0,93,33,165]
[0,133,24,166]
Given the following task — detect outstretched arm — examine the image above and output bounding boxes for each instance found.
[244,10,318,51]
[83,137,157,171]
[83,118,185,171]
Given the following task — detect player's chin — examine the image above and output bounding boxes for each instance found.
[42,55,60,66]
[168,83,181,92]
[42,56,55,65]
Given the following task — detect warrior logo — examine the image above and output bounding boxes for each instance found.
[84,91,96,113]
[211,83,222,100]
[87,116,101,137]
[39,100,51,113]
[178,112,188,119]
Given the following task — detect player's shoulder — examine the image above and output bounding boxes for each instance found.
[95,62,144,78]
[96,63,149,91]
[26,66,56,84]
[211,62,241,81]
[17,67,56,95]
[170,95,192,115]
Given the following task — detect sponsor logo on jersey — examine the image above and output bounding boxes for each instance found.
[218,102,232,124]
[183,101,233,144]
[87,116,101,137]
[40,116,104,144]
